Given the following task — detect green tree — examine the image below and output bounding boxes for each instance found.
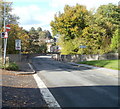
[38,30,52,39]
[50,4,88,40]
[0,0,19,28]
[28,27,52,53]
[94,3,119,38]
[7,24,29,54]
[37,30,52,53]
[37,27,42,33]
[28,27,39,53]
[57,36,74,55]
[79,25,110,54]
[29,27,39,40]
[51,4,90,54]
[110,28,120,52]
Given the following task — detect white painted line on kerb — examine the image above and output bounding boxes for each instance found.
[33,74,61,108]
[28,63,35,72]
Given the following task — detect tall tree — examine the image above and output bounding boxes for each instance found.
[0,0,19,28]
[37,27,42,33]
[110,28,120,53]
[7,24,29,54]
[28,27,39,53]
[51,3,119,55]
[51,4,89,54]
[50,4,88,40]
[94,3,119,38]
[79,24,110,54]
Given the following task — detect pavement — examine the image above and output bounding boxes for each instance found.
[1,61,47,108]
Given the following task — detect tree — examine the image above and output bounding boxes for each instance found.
[38,30,52,39]
[0,1,20,54]
[37,27,42,33]
[28,27,52,53]
[7,24,29,54]
[29,27,39,40]
[0,0,19,28]
[110,28,120,52]
[37,30,52,53]
[57,36,75,55]
[50,4,88,40]
[94,3,119,38]
[50,3,119,55]
[79,24,110,54]
[50,4,90,54]
[28,27,39,53]
[44,30,52,39]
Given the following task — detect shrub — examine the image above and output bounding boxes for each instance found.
[2,62,19,71]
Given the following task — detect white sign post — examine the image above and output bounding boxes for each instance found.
[2,2,12,65]
[15,39,21,50]
[15,39,21,61]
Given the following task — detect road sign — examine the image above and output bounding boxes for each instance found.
[4,32,8,38]
[6,24,11,32]
[15,39,21,50]
[79,45,86,48]
[1,32,5,38]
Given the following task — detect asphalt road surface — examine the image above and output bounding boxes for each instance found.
[32,55,119,108]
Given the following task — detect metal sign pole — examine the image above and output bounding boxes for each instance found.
[3,2,12,65]
[3,3,6,65]
[20,48,21,62]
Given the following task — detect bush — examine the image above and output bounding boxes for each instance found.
[2,62,19,71]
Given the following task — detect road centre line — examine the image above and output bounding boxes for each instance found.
[33,74,61,108]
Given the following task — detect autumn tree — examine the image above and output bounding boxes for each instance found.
[51,4,89,54]
[51,3,119,55]
[0,0,20,54]
[94,3,119,38]
[50,4,88,40]
[0,0,19,28]
[7,24,29,54]
[110,28,120,53]
[79,25,110,54]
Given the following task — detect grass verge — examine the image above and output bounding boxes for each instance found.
[77,59,119,70]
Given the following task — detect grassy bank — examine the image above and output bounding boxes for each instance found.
[77,59,119,70]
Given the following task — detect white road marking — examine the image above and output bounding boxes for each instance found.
[33,74,61,108]
[28,63,35,73]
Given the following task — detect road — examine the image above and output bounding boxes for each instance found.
[32,55,119,108]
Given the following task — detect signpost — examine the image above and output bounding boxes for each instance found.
[2,2,12,65]
[4,32,8,38]
[15,39,21,61]
[1,32,5,38]
[15,39,21,50]
[79,45,86,48]
[6,24,11,32]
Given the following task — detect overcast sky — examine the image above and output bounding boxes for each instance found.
[8,0,119,33]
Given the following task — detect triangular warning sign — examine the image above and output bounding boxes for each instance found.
[4,32,8,38]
